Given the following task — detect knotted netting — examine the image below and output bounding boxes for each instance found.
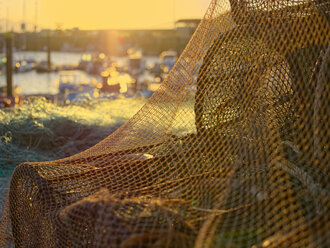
[0,0,329,247]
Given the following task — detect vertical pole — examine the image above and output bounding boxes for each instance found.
[6,7,9,32]
[34,1,38,32]
[6,32,13,97]
[47,32,51,71]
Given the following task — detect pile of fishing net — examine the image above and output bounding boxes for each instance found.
[1,0,329,247]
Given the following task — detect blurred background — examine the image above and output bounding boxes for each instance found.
[0,0,209,103]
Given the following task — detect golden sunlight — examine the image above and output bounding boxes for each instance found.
[5,0,210,30]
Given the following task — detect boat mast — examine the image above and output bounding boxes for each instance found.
[21,0,26,32]
[21,0,27,54]
[0,0,2,33]
[34,1,38,32]
[172,0,176,28]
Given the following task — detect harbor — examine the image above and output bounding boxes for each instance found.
[0,10,200,108]
[0,49,179,107]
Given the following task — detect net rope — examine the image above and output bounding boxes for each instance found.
[0,0,329,247]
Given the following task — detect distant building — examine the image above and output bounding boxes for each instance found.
[0,20,202,56]
[175,19,201,37]
[174,19,201,53]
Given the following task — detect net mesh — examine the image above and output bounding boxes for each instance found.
[1,0,329,247]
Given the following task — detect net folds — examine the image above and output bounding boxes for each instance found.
[1,0,329,247]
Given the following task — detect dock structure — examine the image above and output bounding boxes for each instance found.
[5,32,13,97]
[47,32,51,71]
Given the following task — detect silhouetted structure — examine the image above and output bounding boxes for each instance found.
[5,33,13,97]
[0,25,200,56]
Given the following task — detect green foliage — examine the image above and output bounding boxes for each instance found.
[0,97,146,171]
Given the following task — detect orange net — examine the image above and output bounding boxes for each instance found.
[1,0,329,247]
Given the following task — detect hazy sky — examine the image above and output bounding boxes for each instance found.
[2,0,211,30]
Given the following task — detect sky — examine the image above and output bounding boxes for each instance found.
[1,0,211,31]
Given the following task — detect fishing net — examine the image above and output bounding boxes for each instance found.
[0,0,329,247]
